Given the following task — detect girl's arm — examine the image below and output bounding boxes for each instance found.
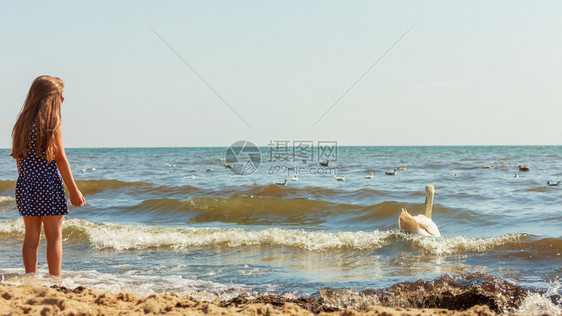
[54,126,86,207]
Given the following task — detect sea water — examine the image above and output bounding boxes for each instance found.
[0,146,560,313]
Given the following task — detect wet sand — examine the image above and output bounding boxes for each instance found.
[0,283,509,315]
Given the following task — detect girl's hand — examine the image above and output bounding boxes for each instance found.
[70,190,86,207]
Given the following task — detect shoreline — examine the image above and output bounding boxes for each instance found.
[0,283,510,316]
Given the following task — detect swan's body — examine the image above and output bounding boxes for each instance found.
[365,172,374,179]
[398,185,441,237]
[290,175,299,181]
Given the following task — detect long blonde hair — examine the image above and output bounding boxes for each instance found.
[11,75,64,162]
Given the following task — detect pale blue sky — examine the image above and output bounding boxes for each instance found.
[1,0,561,148]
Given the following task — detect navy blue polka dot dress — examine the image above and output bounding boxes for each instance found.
[15,122,68,217]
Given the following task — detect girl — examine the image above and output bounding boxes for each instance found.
[11,75,86,277]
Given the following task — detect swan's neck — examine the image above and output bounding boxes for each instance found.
[424,193,434,219]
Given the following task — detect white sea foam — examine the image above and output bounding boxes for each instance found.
[0,268,251,300]
[406,233,526,255]
[0,218,25,234]
[70,218,394,251]
[0,218,525,254]
[0,196,15,203]
[321,288,380,310]
[76,219,525,254]
[517,279,561,316]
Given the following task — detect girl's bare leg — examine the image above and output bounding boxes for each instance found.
[22,216,42,274]
[42,215,64,277]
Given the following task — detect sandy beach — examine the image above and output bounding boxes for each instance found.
[0,283,508,316]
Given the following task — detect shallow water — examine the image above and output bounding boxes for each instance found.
[0,146,560,313]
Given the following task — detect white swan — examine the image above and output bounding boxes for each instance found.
[290,175,299,181]
[398,184,441,237]
[365,172,374,179]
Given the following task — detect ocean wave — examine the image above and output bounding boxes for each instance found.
[0,196,15,204]
[405,233,526,255]
[33,179,390,201]
[72,219,394,251]
[75,180,201,196]
[1,269,558,314]
[0,268,248,301]
[0,180,15,193]
[321,272,561,314]
[78,194,435,225]
[93,194,500,228]
[0,219,530,254]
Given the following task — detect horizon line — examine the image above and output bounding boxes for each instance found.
[0,144,561,150]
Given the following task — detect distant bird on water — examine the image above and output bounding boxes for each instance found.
[547,181,560,186]
[365,172,374,179]
[335,176,345,182]
[275,179,288,186]
[319,160,330,167]
[518,165,530,172]
[385,169,397,176]
[398,185,440,237]
[223,163,234,169]
[290,175,299,182]
[396,166,407,171]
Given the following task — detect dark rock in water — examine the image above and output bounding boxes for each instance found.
[321,273,528,313]
[383,273,526,312]
[218,273,536,314]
